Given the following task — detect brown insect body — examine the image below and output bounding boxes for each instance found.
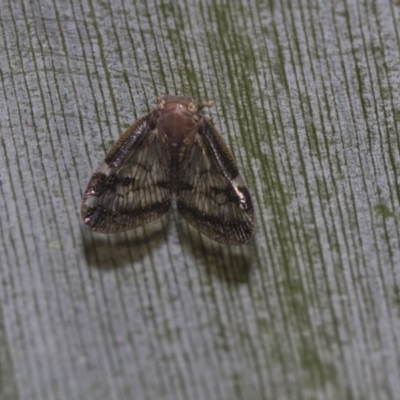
[82,95,254,245]
[154,96,203,188]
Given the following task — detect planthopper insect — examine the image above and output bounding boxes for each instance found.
[81,95,254,245]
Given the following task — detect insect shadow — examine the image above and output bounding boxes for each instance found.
[82,217,169,269]
[83,215,254,284]
[176,218,254,284]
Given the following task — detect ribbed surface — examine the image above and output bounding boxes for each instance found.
[1,0,400,399]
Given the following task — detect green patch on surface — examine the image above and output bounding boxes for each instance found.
[374,203,394,219]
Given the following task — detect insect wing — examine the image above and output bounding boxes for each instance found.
[177,120,254,245]
[81,115,172,233]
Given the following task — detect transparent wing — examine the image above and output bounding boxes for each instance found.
[81,115,172,233]
[177,120,254,245]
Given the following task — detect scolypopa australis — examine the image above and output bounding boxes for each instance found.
[81,96,254,245]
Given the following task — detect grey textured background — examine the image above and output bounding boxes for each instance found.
[1,0,400,399]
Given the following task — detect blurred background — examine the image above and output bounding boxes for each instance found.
[1,0,400,399]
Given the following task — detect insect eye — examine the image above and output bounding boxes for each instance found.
[157,98,166,109]
[188,102,197,112]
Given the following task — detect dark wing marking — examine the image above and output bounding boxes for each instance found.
[177,119,254,245]
[81,114,172,233]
